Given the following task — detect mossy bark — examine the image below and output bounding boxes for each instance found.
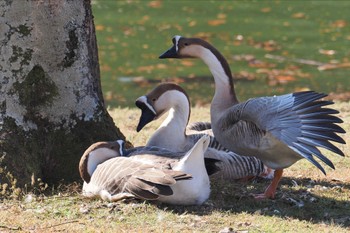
[0,0,125,186]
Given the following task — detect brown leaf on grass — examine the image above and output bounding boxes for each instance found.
[267,75,296,86]
[262,40,280,51]
[318,62,350,71]
[248,60,276,68]
[283,21,290,27]
[208,19,226,26]
[100,64,112,72]
[346,35,350,40]
[174,24,183,31]
[167,77,185,83]
[138,15,150,25]
[330,20,347,28]
[217,13,227,19]
[123,27,135,36]
[156,64,167,69]
[235,71,257,81]
[95,25,105,31]
[148,0,162,8]
[232,54,255,61]
[137,65,154,73]
[180,60,195,67]
[188,20,197,27]
[275,75,296,83]
[260,7,271,13]
[194,32,213,40]
[319,49,336,56]
[247,38,280,51]
[292,12,306,19]
[106,36,114,43]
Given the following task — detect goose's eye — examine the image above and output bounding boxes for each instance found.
[184,42,189,46]
[152,98,157,102]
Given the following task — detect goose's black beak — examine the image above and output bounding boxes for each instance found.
[135,100,156,132]
[159,45,179,59]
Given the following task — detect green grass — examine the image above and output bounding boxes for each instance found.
[1,2,349,232]
[0,103,349,232]
[92,0,350,107]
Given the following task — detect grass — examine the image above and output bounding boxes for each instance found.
[92,0,350,108]
[0,103,349,232]
[1,1,350,232]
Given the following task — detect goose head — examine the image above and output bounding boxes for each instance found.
[135,82,190,132]
[159,35,237,104]
[159,35,211,59]
[79,140,125,183]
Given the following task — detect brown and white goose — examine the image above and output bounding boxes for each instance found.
[135,82,273,181]
[79,135,214,205]
[159,36,346,199]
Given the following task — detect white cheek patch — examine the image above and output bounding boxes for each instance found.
[174,35,182,52]
[138,95,157,115]
[117,140,124,155]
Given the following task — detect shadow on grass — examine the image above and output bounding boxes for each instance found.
[158,176,350,228]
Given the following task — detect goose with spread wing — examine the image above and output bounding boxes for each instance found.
[135,82,273,181]
[159,36,346,199]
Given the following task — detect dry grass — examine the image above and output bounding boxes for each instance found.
[0,103,349,232]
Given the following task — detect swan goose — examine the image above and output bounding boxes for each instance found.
[79,135,215,205]
[159,36,346,199]
[135,82,273,181]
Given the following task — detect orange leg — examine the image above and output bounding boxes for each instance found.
[253,169,283,199]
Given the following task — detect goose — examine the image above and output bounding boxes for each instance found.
[135,82,274,181]
[79,135,216,205]
[159,36,346,199]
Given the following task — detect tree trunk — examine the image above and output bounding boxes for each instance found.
[0,0,125,186]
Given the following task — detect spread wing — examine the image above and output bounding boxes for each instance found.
[223,91,345,173]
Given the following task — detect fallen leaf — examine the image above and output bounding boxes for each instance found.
[275,75,296,83]
[232,54,255,61]
[208,19,226,26]
[330,19,347,28]
[156,64,167,69]
[138,15,150,25]
[249,60,276,68]
[188,20,197,27]
[137,65,154,73]
[181,60,194,67]
[283,21,290,27]
[260,7,271,13]
[194,32,213,39]
[217,13,227,19]
[148,0,162,8]
[292,12,306,19]
[95,25,105,31]
[174,24,183,31]
[100,64,111,72]
[319,49,336,55]
[318,62,350,71]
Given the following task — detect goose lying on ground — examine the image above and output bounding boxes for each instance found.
[79,135,216,205]
[159,36,346,199]
[135,82,273,181]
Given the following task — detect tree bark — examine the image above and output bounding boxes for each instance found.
[0,0,125,186]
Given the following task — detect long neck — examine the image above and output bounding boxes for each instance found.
[147,99,189,150]
[199,47,239,111]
